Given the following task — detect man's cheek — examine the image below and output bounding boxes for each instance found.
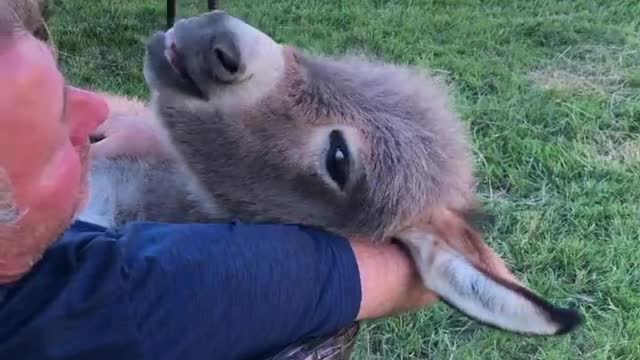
[36,141,84,211]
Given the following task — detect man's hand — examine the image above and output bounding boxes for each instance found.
[89,94,175,160]
[350,239,439,320]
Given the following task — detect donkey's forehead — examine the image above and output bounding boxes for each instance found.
[277,53,477,233]
[215,17,475,231]
[151,12,476,236]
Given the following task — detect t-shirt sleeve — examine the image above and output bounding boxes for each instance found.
[119,221,362,359]
[0,220,362,360]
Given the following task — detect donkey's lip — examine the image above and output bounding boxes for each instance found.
[163,29,188,79]
[160,29,207,100]
[162,28,175,67]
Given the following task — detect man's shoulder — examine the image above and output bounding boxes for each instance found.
[0,220,146,359]
[53,219,117,245]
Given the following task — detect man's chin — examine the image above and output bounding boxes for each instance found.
[71,143,92,222]
[75,164,91,212]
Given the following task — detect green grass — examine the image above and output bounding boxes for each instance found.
[47,0,640,358]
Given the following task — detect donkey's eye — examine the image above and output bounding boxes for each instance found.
[326,130,350,189]
[89,134,106,144]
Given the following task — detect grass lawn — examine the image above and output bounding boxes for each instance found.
[47,0,639,358]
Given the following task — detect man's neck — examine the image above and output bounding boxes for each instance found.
[0,219,69,284]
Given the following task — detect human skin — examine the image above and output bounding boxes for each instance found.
[0,30,438,320]
[0,29,109,283]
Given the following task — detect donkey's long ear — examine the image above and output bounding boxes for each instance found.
[397,208,582,336]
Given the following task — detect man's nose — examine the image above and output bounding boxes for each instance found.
[66,86,109,143]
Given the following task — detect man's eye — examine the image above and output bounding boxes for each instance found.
[325,130,350,189]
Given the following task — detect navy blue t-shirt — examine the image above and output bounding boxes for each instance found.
[0,220,362,359]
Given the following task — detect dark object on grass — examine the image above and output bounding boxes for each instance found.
[267,323,360,360]
[167,0,219,28]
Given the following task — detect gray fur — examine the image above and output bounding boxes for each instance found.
[141,11,476,240]
[80,156,225,227]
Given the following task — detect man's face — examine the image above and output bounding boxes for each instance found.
[0,31,108,278]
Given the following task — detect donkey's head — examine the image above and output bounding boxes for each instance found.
[144,10,475,239]
[143,10,581,336]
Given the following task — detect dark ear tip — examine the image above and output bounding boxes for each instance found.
[550,306,583,335]
[481,271,584,337]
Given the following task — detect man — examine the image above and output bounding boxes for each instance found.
[0,6,439,360]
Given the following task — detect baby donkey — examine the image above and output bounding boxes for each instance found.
[82,10,582,336]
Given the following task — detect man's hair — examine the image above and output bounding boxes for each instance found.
[0,0,51,46]
[0,3,20,35]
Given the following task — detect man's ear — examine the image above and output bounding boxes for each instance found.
[396,208,582,336]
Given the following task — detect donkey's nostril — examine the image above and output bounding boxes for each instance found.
[215,47,239,74]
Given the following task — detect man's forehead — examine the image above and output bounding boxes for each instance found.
[0,33,61,108]
[0,31,56,74]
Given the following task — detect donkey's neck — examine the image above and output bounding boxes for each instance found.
[77,156,230,228]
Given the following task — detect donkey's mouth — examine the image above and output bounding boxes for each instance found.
[166,42,189,79]
[143,30,209,101]
[164,29,202,92]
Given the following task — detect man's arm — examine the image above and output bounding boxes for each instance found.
[0,220,436,360]
[122,221,362,360]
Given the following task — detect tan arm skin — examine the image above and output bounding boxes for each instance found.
[351,239,439,320]
[89,104,440,322]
